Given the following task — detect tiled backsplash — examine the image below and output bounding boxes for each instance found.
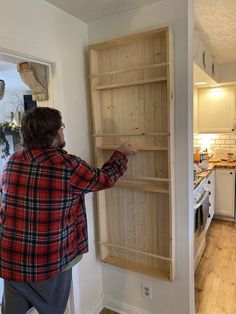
[194,133,236,154]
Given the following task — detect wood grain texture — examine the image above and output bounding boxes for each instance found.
[195,219,236,314]
[89,27,174,280]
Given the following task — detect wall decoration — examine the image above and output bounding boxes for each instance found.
[17,62,48,101]
[0,80,5,100]
[0,121,20,158]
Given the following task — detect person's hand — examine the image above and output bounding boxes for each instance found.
[118,142,137,156]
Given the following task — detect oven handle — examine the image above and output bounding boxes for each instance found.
[194,202,201,210]
[194,190,209,210]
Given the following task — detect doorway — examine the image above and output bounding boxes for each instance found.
[0,48,70,314]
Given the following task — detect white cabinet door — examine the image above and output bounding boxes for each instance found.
[206,171,215,230]
[198,86,236,133]
[215,168,235,218]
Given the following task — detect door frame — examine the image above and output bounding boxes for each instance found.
[0,46,56,108]
[0,46,74,314]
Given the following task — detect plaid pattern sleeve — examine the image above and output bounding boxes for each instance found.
[70,150,128,193]
[0,148,128,282]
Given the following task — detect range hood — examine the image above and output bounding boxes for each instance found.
[193,63,217,88]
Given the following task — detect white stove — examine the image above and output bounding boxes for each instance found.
[194,177,207,203]
[193,177,209,272]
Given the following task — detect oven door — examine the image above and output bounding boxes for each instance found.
[194,191,210,272]
[194,191,210,235]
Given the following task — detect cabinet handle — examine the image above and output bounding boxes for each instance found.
[232,129,235,131]
[212,62,215,76]
[230,172,233,175]
[208,180,211,184]
[203,51,206,68]
[209,191,211,195]
[209,203,211,207]
[208,214,211,218]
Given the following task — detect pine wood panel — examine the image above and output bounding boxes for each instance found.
[195,219,236,314]
[96,82,168,147]
[89,27,174,280]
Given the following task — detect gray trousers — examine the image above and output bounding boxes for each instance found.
[1,269,72,314]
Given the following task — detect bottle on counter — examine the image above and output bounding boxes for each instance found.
[194,148,200,164]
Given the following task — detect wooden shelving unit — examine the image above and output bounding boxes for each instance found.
[89,27,175,280]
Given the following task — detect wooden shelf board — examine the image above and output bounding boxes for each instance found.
[96,145,168,151]
[136,176,170,182]
[90,62,168,78]
[116,181,169,193]
[103,255,170,281]
[93,132,169,137]
[99,241,171,261]
[94,77,167,90]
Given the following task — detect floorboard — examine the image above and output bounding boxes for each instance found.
[195,219,236,314]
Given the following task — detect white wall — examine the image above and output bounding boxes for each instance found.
[0,1,103,313]
[88,0,195,313]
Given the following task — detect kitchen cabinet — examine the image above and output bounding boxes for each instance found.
[215,168,235,219]
[197,86,236,133]
[88,27,175,280]
[206,170,215,230]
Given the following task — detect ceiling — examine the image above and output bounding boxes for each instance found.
[1,0,235,87]
[44,0,236,66]
[195,0,236,64]
[44,0,161,23]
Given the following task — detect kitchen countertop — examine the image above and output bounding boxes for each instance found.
[194,161,236,189]
[199,161,236,176]
[209,160,236,168]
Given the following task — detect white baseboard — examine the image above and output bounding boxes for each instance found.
[27,296,103,314]
[103,295,153,314]
[87,296,104,314]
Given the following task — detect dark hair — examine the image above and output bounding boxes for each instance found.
[21,107,62,149]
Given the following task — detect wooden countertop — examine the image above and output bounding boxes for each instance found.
[197,161,236,180]
[194,161,236,190]
[209,161,236,167]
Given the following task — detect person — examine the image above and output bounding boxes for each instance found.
[0,107,136,314]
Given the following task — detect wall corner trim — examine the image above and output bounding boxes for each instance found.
[87,296,104,314]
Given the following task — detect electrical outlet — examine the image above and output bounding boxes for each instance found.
[142,283,152,299]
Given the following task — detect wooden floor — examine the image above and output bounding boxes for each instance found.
[100,309,118,314]
[195,219,236,314]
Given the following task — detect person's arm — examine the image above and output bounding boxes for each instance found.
[70,142,136,193]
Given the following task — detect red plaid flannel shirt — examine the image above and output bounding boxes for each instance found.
[0,148,127,282]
